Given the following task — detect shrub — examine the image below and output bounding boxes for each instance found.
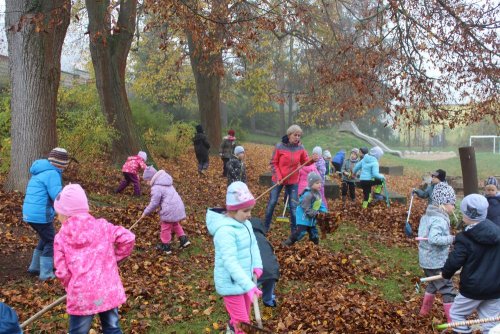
[144,122,195,159]
[57,108,118,163]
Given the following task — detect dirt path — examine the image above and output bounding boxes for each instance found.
[403,151,456,160]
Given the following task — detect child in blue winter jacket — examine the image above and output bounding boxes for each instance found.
[484,176,500,226]
[206,182,263,334]
[418,182,457,322]
[282,172,327,246]
[441,194,500,334]
[352,146,385,209]
[22,147,69,281]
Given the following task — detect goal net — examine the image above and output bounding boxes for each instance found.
[469,135,500,154]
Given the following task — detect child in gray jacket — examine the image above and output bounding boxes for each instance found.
[417,182,457,322]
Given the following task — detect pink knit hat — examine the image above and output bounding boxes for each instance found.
[54,184,90,216]
[226,181,256,211]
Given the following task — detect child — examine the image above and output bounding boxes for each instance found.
[283,172,327,246]
[23,147,69,280]
[0,302,22,334]
[142,166,190,254]
[250,218,280,308]
[358,147,368,160]
[332,149,346,173]
[297,162,320,195]
[323,150,334,180]
[340,148,360,205]
[53,184,135,334]
[313,146,328,208]
[206,182,263,334]
[115,151,147,196]
[417,182,457,322]
[484,176,500,226]
[193,124,211,175]
[220,129,237,177]
[352,146,385,209]
[413,169,447,204]
[442,194,500,333]
[227,146,247,185]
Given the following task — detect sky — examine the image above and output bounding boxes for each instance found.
[0,0,89,72]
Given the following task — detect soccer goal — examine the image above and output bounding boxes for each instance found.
[469,135,500,154]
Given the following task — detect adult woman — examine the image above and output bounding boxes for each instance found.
[264,125,318,233]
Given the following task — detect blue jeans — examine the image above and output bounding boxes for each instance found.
[264,183,298,233]
[69,308,122,334]
[28,222,55,257]
[258,279,276,306]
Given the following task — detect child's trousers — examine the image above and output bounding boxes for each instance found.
[292,225,319,244]
[423,268,456,303]
[223,294,253,334]
[450,294,500,333]
[160,222,186,244]
[359,179,382,202]
[69,308,121,334]
[116,172,141,196]
[341,181,356,201]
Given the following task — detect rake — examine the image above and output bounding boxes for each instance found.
[275,195,290,224]
[434,315,500,331]
[235,276,274,333]
[415,271,461,293]
[404,193,414,237]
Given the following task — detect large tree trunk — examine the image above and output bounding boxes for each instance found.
[86,0,140,164]
[4,0,71,192]
[186,32,223,150]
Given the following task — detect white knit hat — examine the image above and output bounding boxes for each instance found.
[226,182,256,211]
[138,151,147,161]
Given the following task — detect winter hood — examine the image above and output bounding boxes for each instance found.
[151,170,173,187]
[59,213,103,248]
[206,208,245,236]
[464,219,500,245]
[424,204,450,221]
[30,159,61,175]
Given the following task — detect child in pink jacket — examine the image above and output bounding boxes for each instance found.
[298,164,320,195]
[141,166,190,254]
[54,184,135,334]
[115,151,147,196]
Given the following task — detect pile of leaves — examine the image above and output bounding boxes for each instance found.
[0,144,453,333]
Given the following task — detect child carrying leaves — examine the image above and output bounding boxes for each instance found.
[283,172,327,246]
[54,184,135,333]
[115,151,147,196]
[206,182,263,334]
[141,166,190,254]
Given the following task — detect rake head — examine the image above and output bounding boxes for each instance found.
[275,216,290,223]
[238,322,274,334]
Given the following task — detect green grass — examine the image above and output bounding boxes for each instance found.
[245,127,497,180]
[323,222,420,302]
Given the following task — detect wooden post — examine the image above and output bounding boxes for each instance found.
[458,146,478,196]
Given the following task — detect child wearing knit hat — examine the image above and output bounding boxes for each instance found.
[219,129,237,177]
[441,194,500,334]
[141,166,190,254]
[226,146,247,186]
[53,184,135,333]
[417,182,457,322]
[206,182,262,334]
[340,148,360,206]
[22,147,70,281]
[283,172,327,246]
[312,146,328,209]
[322,150,334,180]
[115,151,148,196]
[352,146,385,209]
[484,176,500,226]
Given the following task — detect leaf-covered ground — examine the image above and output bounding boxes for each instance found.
[0,144,461,333]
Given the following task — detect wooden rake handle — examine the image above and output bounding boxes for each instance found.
[253,275,263,329]
[420,270,461,282]
[255,158,313,201]
[436,315,500,330]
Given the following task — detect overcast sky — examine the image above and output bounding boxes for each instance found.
[0,0,88,72]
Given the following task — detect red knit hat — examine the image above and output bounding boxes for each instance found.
[228,129,235,136]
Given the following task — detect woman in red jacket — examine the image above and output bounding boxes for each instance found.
[264,125,318,233]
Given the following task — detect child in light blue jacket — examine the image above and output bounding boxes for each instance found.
[206,182,263,334]
[352,146,385,209]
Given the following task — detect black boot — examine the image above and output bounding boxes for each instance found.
[282,236,295,246]
[179,236,191,248]
[159,243,172,254]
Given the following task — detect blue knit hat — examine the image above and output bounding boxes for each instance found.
[307,172,322,188]
[460,194,489,222]
[234,146,245,155]
[226,181,255,211]
[485,176,498,189]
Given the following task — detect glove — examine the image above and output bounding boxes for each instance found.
[411,188,417,194]
[246,286,262,301]
[253,268,263,279]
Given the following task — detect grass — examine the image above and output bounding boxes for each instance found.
[323,222,420,302]
[245,127,497,180]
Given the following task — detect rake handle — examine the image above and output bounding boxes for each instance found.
[21,216,143,329]
[253,276,263,329]
[420,270,461,282]
[436,315,500,330]
[281,194,289,216]
[255,158,313,201]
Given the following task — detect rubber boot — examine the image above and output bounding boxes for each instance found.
[443,303,453,323]
[28,249,42,275]
[362,201,369,209]
[367,193,373,203]
[374,184,383,194]
[39,256,56,281]
[419,293,435,316]
[179,235,191,248]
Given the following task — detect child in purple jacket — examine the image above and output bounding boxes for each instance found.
[141,166,190,254]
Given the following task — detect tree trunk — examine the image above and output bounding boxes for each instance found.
[85,0,140,164]
[186,32,223,151]
[4,0,71,192]
[287,35,294,126]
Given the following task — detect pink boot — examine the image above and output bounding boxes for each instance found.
[443,303,453,323]
[419,293,435,316]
